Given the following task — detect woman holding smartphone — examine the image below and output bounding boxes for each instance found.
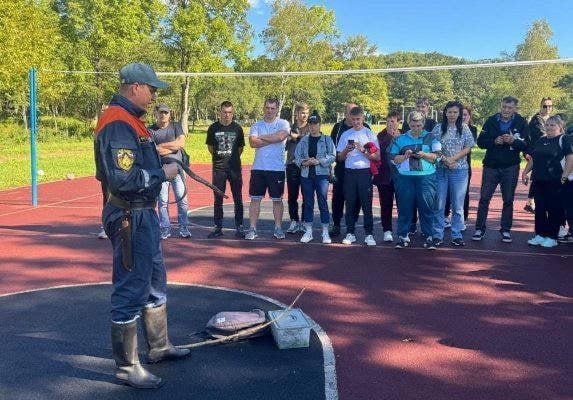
[294,114,336,244]
[390,111,442,249]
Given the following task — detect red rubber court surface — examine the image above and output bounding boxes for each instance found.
[0,165,571,400]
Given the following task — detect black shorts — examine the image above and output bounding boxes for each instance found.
[249,170,285,201]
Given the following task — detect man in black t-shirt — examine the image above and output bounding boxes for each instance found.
[206,101,246,238]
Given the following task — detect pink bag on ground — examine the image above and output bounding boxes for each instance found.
[205,309,268,340]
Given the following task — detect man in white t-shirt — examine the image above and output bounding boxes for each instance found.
[245,98,291,240]
[336,106,380,246]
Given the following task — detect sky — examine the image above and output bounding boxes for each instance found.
[247,0,573,61]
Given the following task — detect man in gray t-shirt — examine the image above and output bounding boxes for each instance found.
[149,104,190,239]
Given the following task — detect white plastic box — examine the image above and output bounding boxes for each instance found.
[267,308,312,349]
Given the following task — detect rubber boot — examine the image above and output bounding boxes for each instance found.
[142,304,191,363]
[111,320,163,389]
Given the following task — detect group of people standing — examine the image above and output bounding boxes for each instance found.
[122,92,573,251]
[202,95,573,250]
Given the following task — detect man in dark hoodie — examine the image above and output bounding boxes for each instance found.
[472,96,529,243]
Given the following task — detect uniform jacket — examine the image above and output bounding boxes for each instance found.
[94,94,166,204]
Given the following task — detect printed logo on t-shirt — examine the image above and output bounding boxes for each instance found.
[214,131,237,156]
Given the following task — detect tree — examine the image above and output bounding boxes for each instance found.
[325,35,388,121]
[512,20,566,117]
[383,52,454,120]
[162,0,252,131]
[52,0,166,118]
[0,0,63,127]
[259,0,338,117]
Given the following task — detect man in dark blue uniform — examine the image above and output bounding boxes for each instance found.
[94,62,189,389]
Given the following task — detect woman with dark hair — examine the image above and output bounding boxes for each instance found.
[444,105,478,229]
[522,115,573,248]
[431,101,475,246]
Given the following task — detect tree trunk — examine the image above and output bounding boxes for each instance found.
[180,76,190,133]
[22,106,28,133]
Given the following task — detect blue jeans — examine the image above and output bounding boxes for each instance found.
[300,175,330,225]
[434,168,468,240]
[394,173,437,239]
[103,207,167,322]
[158,174,188,230]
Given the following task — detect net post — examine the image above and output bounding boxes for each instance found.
[29,67,38,206]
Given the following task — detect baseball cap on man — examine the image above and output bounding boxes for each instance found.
[155,104,171,112]
[308,114,321,124]
[119,62,168,89]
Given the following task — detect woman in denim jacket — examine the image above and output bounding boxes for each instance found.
[294,114,336,244]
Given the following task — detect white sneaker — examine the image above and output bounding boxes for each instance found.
[540,237,558,248]
[558,225,568,239]
[322,231,332,244]
[383,231,393,242]
[97,226,108,239]
[364,235,376,246]
[286,220,298,234]
[527,235,546,246]
[245,228,257,240]
[300,230,313,243]
[342,233,356,245]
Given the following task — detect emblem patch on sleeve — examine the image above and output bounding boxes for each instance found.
[117,149,135,171]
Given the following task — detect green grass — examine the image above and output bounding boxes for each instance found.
[0,123,491,190]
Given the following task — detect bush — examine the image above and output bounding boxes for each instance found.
[38,116,94,140]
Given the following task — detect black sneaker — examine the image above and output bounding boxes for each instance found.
[423,237,436,250]
[235,227,245,238]
[500,231,513,243]
[472,229,485,241]
[395,237,410,249]
[433,238,443,248]
[523,204,535,214]
[329,225,341,237]
[207,228,223,239]
[452,238,465,247]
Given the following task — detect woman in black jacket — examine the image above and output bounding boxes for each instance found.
[522,116,573,248]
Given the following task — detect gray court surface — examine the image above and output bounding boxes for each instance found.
[0,284,328,400]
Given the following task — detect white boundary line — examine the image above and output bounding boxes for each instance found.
[0,281,338,400]
[0,193,101,218]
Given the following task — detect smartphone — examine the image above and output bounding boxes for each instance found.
[348,139,355,146]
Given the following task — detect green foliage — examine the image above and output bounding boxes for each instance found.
[0,0,63,121]
[52,0,167,118]
[512,20,566,116]
[259,0,338,117]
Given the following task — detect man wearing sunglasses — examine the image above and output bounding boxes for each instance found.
[95,62,190,389]
[523,97,553,214]
[149,104,191,239]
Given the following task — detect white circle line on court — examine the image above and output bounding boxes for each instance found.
[0,281,338,400]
